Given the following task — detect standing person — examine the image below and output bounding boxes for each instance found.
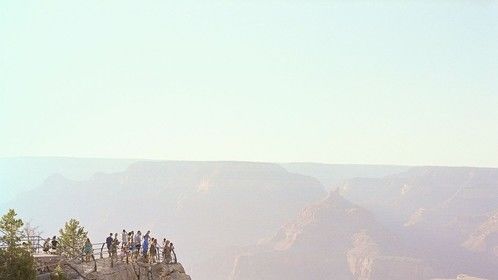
[83,238,93,262]
[114,233,119,243]
[122,237,130,264]
[128,231,134,245]
[149,238,157,263]
[110,234,120,267]
[163,240,171,263]
[51,236,59,252]
[162,238,167,260]
[142,234,149,260]
[106,233,113,256]
[142,230,150,259]
[143,231,150,244]
[128,231,135,259]
[134,231,142,259]
[170,242,177,264]
[113,232,120,254]
[43,238,51,253]
[121,229,127,249]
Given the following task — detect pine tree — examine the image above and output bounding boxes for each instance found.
[0,209,37,280]
[57,219,88,258]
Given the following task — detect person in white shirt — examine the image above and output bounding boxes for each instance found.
[134,231,142,259]
[121,229,127,249]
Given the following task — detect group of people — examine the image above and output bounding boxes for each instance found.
[104,229,177,265]
[42,236,59,254]
[41,230,177,266]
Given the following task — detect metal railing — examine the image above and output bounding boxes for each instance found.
[100,244,175,262]
[0,237,176,262]
[1,234,179,275]
[0,235,45,254]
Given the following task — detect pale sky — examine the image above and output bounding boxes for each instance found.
[1,1,497,167]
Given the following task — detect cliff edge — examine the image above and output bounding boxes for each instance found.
[36,257,191,280]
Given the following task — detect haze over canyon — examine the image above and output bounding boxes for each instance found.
[1,157,496,280]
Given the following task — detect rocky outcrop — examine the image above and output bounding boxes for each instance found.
[36,258,191,280]
[85,262,191,280]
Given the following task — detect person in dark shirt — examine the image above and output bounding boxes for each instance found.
[51,236,58,251]
[106,233,113,253]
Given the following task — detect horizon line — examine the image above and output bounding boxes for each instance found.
[1,155,498,169]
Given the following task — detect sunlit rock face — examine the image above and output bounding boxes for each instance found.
[338,166,498,278]
[230,191,433,280]
[462,210,498,256]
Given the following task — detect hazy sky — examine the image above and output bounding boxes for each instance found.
[1,1,497,166]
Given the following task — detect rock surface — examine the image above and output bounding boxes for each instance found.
[431,275,488,280]
[338,166,498,277]
[231,191,433,280]
[36,258,191,280]
[462,210,498,256]
[85,262,191,280]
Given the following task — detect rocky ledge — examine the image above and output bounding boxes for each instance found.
[36,256,191,280]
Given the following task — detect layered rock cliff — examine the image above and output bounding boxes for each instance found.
[230,191,433,280]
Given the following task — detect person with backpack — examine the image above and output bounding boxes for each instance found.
[83,238,93,262]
